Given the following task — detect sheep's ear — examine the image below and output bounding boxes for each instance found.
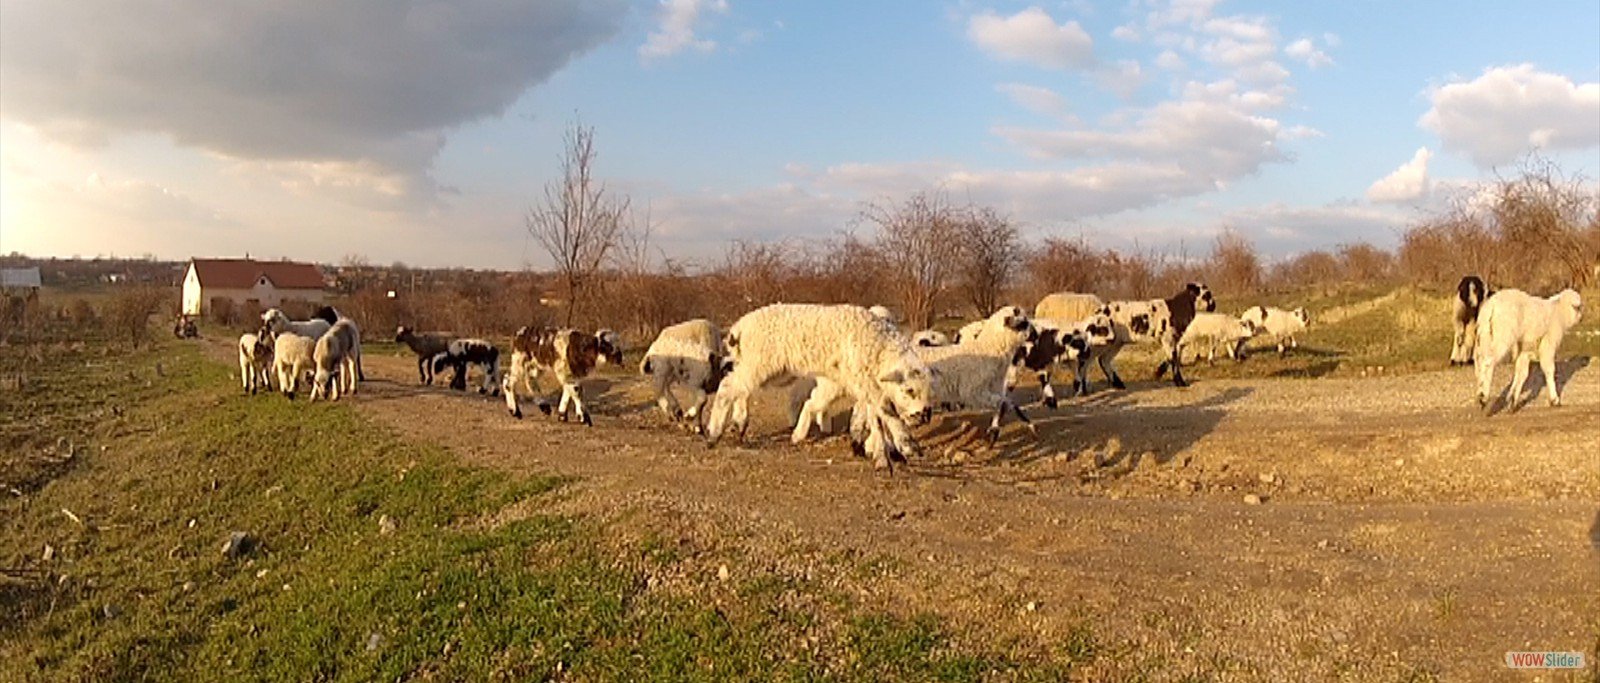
[877,368,905,384]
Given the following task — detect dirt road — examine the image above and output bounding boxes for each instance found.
[235,340,1600,680]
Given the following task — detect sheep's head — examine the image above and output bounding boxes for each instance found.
[1082,313,1116,346]
[1292,307,1311,325]
[876,357,934,425]
[261,309,288,333]
[394,326,411,342]
[988,305,1031,333]
[594,329,624,366]
[1556,289,1583,327]
[1186,282,1218,312]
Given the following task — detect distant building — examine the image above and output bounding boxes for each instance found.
[0,267,42,293]
[182,258,328,316]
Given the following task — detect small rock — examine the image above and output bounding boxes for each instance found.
[187,518,197,529]
[1258,473,1276,485]
[716,564,730,582]
[256,568,269,579]
[221,532,253,559]
[948,450,971,465]
[1024,601,1038,612]
[378,515,397,536]
[42,544,54,562]
[1316,540,1330,550]
[102,604,121,619]
[366,633,384,652]
[1243,494,1263,505]
[456,601,467,610]
[1393,458,1405,467]
[182,581,195,592]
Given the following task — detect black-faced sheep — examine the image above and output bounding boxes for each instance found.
[1451,275,1491,366]
[705,303,934,470]
[395,326,455,384]
[640,318,728,432]
[431,339,501,394]
[1239,306,1309,356]
[502,327,623,425]
[1473,288,1583,411]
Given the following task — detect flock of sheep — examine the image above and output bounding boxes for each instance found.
[235,275,1584,470]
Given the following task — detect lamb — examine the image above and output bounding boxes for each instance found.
[1034,292,1117,395]
[1239,306,1310,356]
[271,331,318,399]
[911,330,951,347]
[237,332,274,394]
[705,303,934,470]
[1179,312,1257,363]
[1012,314,1115,408]
[311,320,360,401]
[261,308,332,342]
[313,306,365,381]
[798,306,1038,446]
[1034,283,1217,392]
[640,318,729,432]
[1473,288,1583,411]
[395,326,455,384]
[502,327,624,425]
[1450,275,1491,365]
[430,338,501,394]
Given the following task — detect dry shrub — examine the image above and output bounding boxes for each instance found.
[864,191,964,329]
[957,207,1023,317]
[104,286,170,348]
[209,297,238,326]
[1269,250,1341,291]
[1206,229,1261,296]
[1338,243,1396,284]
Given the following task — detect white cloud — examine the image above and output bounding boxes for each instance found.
[0,1,625,204]
[1112,24,1140,42]
[967,7,1095,70]
[996,83,1075,120]
[639,0,730,62]
[1094,60,1147,101]
[1284,38,1333,68]
[1211,202,1411,251]
[1419,64,1600,167]
[1155,49,1187,71]
[1366,147,1432,203]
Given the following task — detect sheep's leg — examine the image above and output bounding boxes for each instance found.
[1461,319,1478,365]
[1164,340,1188,388]
[564,382,592,427]
[793,380,843,444]
[986,397,1035,445]
[556,384,573,421]
[419,356,431,384]
[503,356,526,418]
[1038,370,1058,409]
[654,373,684,422]
[1473,339,1501,409]
[863,415,892,471]
[1507,351,1533,412]
[847,406,870,458]
[1098,348,1126,390]
[1539,340,1562,406]
[879,411,919,460]
[684,387,708,434]
[704,388,735,447]
[240,356,253,393]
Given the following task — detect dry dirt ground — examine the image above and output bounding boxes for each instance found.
[220,340,1600,681]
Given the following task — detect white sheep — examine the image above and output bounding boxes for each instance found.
[237,332,274,394]
[311,320,360,401]
[640,318,728,431]
[911,329,951,347]
[1240,306,1309,355]
[868,305,895,322]
[1179,312,1257,363]
[916,306,1038,443]
[952,320,985,344]
[705,303,934,470]
[261,308,332,341]
[1473,288,1583,411]
[313,306,364,381]
[271,332,318,399]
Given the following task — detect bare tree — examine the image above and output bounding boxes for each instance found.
[863,191,963,329]
[1207,228,1261,295]
[957,206,1022,316]
[527,123,629,326]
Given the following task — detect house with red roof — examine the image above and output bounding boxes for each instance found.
[181,258,329,316]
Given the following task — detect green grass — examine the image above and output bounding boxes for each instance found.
[1,338,1085,681]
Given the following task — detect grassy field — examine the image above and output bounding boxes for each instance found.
[1,338,1087,681]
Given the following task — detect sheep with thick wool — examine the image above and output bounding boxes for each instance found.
[261,309,331,342]
[271,332,318,399]
[706,304,934,470]
[311,320,360,401]
[1240,306,1309,356]
[641,318,729,432]
[1179,312,1257,363]
[1473,288,1583,411]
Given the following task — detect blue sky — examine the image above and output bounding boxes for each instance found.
[2,1,1596,269]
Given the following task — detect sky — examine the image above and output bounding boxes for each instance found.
[1,0,1596,270]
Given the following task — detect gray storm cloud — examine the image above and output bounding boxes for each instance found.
[0,1,625,173]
